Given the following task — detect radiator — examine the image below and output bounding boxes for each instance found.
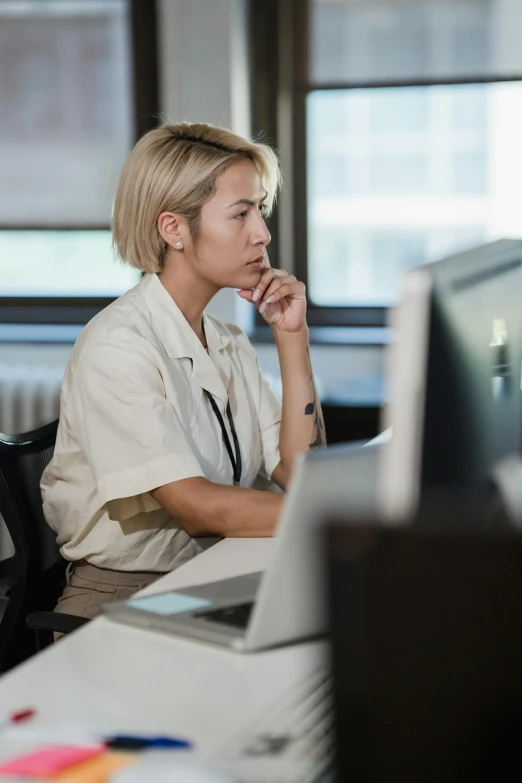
[0,364,63,435]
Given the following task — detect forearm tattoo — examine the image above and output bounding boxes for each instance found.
[305,349,325,449]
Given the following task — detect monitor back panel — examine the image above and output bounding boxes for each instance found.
[327,522,522,783]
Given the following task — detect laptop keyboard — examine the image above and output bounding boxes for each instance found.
[212,666,334,783]
[195,601,254,629]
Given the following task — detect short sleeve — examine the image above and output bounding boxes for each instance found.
[66,332,204,520]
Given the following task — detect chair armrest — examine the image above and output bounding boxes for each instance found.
[26,611,91,635]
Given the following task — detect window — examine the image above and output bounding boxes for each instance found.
[252,0,522,328]
[0,231,139,297]
[307,81,521,308]
[0,0,158,323]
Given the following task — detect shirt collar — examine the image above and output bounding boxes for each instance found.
[140,273,232,403]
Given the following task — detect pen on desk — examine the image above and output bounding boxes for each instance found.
[105,734,193,751]
[0,709,36,733]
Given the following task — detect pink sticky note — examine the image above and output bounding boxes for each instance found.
[0,744,105,777]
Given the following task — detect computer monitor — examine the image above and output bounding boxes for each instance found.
[380,239,522,521]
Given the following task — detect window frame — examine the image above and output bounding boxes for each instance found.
[0,0,158,325]
[250,0,522,330]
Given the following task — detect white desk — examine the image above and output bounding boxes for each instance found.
[0,539,327,763]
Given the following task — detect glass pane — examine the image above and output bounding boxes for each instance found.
[311,0,522,85]
[307,83,522,306]
[0,0,133,226]
[0,231,141,296]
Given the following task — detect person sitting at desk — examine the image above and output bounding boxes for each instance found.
[41,122,326,622]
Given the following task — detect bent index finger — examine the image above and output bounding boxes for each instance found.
[262,274,297,303]
[252,268,286,302]
[264,280,304,305]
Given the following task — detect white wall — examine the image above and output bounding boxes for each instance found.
[158,0,254,332]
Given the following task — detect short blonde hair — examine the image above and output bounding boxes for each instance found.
[112,122,282,272]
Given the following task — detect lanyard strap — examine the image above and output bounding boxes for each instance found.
[204,390,242,486]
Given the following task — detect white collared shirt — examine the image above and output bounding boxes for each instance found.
[41,273,282,572]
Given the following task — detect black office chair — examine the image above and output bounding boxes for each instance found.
[0,420,88,672]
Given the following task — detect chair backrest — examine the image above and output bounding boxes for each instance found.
[0,419,60,571]
[0,419,62,670]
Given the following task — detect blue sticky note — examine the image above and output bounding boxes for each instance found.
[127,592,212,615]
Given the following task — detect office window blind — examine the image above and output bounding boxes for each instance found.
[0,0,134,227]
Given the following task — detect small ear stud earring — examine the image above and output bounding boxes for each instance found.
[175,241,183,249]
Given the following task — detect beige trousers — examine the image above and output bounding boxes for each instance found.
[54,560,165,635]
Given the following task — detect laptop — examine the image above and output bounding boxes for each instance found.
[103,440,382,652]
